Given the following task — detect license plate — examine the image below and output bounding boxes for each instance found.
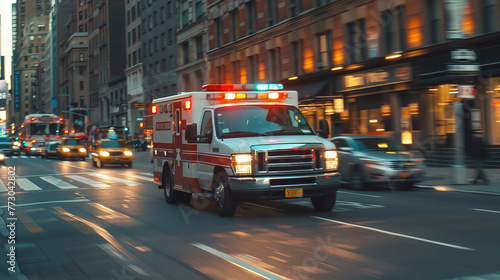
[115,157,120,160]
[285,188,303,198]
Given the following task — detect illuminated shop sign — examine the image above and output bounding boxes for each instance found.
[339,63,412,92]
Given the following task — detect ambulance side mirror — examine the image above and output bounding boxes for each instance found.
[185,123,198,142]
[315,119,330,138]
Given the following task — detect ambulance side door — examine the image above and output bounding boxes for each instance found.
[197,110,215,191]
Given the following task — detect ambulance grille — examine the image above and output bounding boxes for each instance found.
[256,149,320,174]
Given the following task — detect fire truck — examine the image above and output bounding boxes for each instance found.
[152,84,340,217]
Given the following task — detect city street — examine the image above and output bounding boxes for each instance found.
[0,153,499,280]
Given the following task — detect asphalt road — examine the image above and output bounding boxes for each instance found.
[0,154,499,279]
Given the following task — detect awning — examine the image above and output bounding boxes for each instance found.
[287,80,329,101]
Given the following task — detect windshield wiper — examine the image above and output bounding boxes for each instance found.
[265,129,311,136]
[219,131,267,139]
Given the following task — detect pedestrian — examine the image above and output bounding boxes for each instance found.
[469,136,489,185]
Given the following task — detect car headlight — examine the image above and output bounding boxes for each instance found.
[124,150,133,156]
[231,154,252,176]
[100,151,110,157]
[324,150,338,171]
[62,147,70,152]
[0,154,4,160]
[79,148,87,153]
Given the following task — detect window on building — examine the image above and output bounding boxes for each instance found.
[196,36,203,59]
[167,1,172,17]
[168,28,173,44]
[79,67,84,75]
[215,18,222,47]
[398,7,406,51]
[269,48,281,81]
[247,0,256,34]
[182,1,189,26]
[290,0,302,17]
[162,33,166,49]
[381,10,394,53]
[160,6,166,22]
[80,96,84,106]
[154,36,158,51]
[154,11,158,26]
[427,0,441,44]
[346,22,357,63]
[133,51,137,65]
[132,6,136,22]
[137,2,141,16]
[267,0,277,26]
[80,53,84,61]
[317,32,332,70]
[80,81,84,90]
[482,0,497,33]
[132,28,137,43]
[79,11,83,21]
[195,0,203,20]
[247,55,258,83]
[128,32,131,47]
[291,41,303,76]
[127,10,131,25]
[79,24,83,32]
[182,42,189,64]
[231,9,238,41]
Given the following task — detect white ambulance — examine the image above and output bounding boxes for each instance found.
[152,84,340,217]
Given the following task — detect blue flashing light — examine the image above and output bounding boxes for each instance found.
[110,136,118,140]
[256,84,284,91]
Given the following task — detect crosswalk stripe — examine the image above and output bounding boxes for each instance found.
[11,156,19,159]
[125,174,153,181]
[20,156,28,159]
[40,176,78,189]
[30,156,37,159]
[88,174,141,186]
[0,180,8,192]
[16,178,43,191]
[64,175,110,188]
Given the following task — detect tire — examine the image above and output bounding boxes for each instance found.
[213,171,238,217]
[349,168,365,190]
[163,170,178,204]
[127,162,133,168]
[311,192,337,212]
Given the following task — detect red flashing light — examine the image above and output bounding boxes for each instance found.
[32,140,36,144]
[31,117,36,121]
[152,105,158,114]
[59,118,64,121]
[184,100,192,110]
[64,130,69,134]
[202,84,284,91]
[71,130,76,134]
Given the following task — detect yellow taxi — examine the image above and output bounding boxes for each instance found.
[58,137,87,160]
[91,139,133,168]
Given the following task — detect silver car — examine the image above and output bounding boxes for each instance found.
[329,135,425,189]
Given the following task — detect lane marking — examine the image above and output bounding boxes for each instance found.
[0,198,90,208]
[0,180,8,192]
[58,162,93,170]
[11,156,19,159]
[40,176,78,189]
[124,174,154,181]
[16,178,43,191]
[64,175,110,188]
[472,208,500,214]
[13,172,89,178]
[192,242,287,280]
[337,191,383,198]
[311,216,474,251]
[88,174,141,186]
[17,211,44,233]
[20,156,28,158]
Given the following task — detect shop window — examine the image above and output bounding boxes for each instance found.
[317,32,332,70]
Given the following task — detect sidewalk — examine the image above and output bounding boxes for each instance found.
[415,167,500,196]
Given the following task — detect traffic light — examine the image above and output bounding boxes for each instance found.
[139,122,145,128]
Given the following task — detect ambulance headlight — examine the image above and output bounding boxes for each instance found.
[325,150,338,171]
[231,154,252,176]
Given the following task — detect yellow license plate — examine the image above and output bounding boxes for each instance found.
[285,188,303,198]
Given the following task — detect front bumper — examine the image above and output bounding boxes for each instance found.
[364,164,425,183]
[228,172,340,200]
[61,151,87,157]
[97,156,132,164]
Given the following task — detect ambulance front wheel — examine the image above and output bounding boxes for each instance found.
[214,171,238,217]
[163,171,178,204]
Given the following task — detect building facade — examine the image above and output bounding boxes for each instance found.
[206,0,500,147]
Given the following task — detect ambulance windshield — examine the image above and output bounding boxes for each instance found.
[215,105,315,138]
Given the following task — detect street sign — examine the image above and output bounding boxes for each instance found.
[447,64,479,72]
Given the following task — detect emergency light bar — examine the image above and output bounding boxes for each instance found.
[206,92,289,100]
[202,84,284,91]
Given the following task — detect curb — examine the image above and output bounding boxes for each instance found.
[414,184,500,197]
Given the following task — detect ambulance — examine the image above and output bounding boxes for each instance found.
[152,84,340,217]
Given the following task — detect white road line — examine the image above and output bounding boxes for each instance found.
[311,216,474,251]
[16,178,43,191]
[0,180,8,192]
[472,208,500,214]
[191,242,287,280]
[88,174,141,186]
[124,174,153,181]
[0,198,90,208]
[30,156,37,159]
[58,162,93,170]
[40,176,78,189]
[64,175,110,188]
[11,156,19,159]
[20,156,28,159]
[337,191,383,198]
[141,173,154,177]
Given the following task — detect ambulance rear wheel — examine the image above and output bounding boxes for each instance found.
[163,171,178,204]
[214,171,238,217]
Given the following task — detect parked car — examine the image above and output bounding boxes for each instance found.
[58,138,87,160]
[329,135,425,189]
[91,139,133,168]
[41,141,61,159]
[28,141,46,156]
[0,137,13,156]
